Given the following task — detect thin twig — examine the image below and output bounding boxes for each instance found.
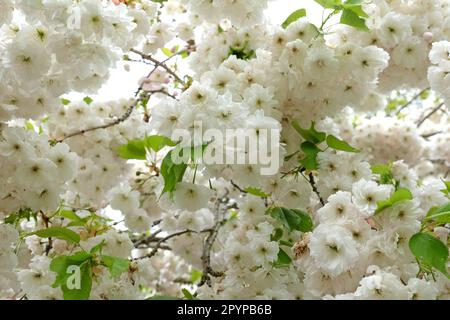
[307,172,325,206]
[130,48,187,89]
[421,131,442,139]
[56,100,141,142]
[417,102,445,128]
[199,200,226,286]
[396,87,430,115]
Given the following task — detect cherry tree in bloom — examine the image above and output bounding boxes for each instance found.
[0,0,449,301]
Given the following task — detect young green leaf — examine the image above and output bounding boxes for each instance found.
[375,188,413,215]
[83,96,93,105]
[326,135,360,153]
[181,288,195,300]
[409,232,449,278]
[292,121,326,144]
[117,139,147,160]
[101,255,130,279]
[282,9,307,29]
[314,0,342,9]
[244,187,270,198]
[274,248,293,268]
[268,207,313,233]
[160,148,188,195]
[161,47,172,57]
[145,135,177,153]
[340,9,369,32]
[425,202,450,225]
[271,228,284,242]
[62,262,93,300]
[30,226,81,244]
[61,98,71,105]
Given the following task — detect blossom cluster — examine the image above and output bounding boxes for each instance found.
[0,0,448,301]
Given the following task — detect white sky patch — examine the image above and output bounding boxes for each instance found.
[67,0,324,102]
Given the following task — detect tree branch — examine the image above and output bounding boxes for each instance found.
[417,102,445,128]
[130,48,188,89]
[396,87,430,115]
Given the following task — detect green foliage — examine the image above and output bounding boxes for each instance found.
[326,135,360,153]
[424,202,450,225]
[160,144,208,196]
[181,288,196,300]
[282,8,307,29]
[315,0,370,32]
[441,180,450,196]
[291,121,359,171]
[50,246,130,300]
[83,96,93,105]
[292,121,326,144]
[50,252,92,300]
[371,163,396,185]
[271,228,284,242]
[29,226,81,244]
[375,188,413,215]
[101,255,130,279]
[267,207,313,233]
[409,233,449,278]
[160,148,188,196]
[314,0,342,9]
[61,98,71,105]
[5,208,36,226]
[228,43,255,61]
[190,269,203,284]
[244,187,270,198]
[118,135,176,160]
[274,248,292,268]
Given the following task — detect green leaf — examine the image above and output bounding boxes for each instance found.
[425,202,450,225]
[5,208,35,225]
[101,255,130,279]
[340,8,369,32]
[118,135,177,160]
[342,0,368,18]
[409,233,449,278]
[160,149,188,196]
[301,141,321,155]
[282,9,307,29]
[61,98,71,105]
[160,144,208,196]
[30,226,80,244]
[441,180,450,195]
[274,248,292,268]
[314,0,342,9]
[83,96,93,105]
[58,209,84,226]
[292,121,326,144]
[145,135,177,153]
[372,163,394,185]
[245,187,270,198]
[299,154,319,170]
[271,228,284,242]
[117,139,147,160]
[375,188,413,215]
[89,240,106,254]
[161,47,172,57]
[326,135,360,153]
[50,251,91,288]
[268,207,313,233]
[62,262,92,300]
[190,269,202,284]
[181,288,195,300]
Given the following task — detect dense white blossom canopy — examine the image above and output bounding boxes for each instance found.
[0,0,449,300]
